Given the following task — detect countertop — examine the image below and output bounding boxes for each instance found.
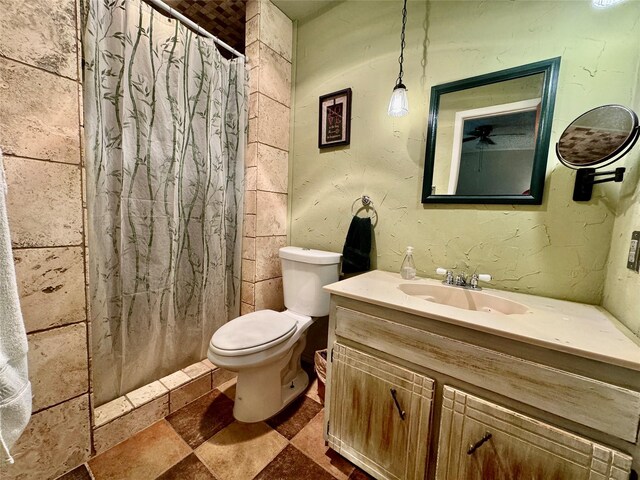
[324,270,640,372]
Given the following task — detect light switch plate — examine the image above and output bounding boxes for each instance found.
[628,231,640,272]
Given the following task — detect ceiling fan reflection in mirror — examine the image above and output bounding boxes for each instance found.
[463,124,527,146]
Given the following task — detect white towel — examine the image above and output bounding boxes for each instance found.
[0,148,31,464]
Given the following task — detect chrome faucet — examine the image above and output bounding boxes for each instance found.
[455,272,468,287]
[436,268,491,290]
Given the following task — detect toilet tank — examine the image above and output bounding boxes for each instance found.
[279,247,341,317]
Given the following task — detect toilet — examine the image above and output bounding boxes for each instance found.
[208,246,341,423]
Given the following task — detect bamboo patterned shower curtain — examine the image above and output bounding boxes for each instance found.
[83,0,246,406]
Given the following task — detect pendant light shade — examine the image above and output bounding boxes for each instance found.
[388,0,409,117]
[592,0,625,7]
[388,83,409,117]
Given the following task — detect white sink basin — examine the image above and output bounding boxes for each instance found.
[399,283,530,315]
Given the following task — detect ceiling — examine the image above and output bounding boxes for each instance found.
[271,0,342,22]
[163,0,246,57]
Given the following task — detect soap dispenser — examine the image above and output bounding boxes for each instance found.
[400,246,416,280]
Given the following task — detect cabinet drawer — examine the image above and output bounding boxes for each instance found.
[334,306,640,443]
[436,386,632,480]
[328,343,434,480]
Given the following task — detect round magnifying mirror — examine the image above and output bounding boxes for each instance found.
[556,104,639,169]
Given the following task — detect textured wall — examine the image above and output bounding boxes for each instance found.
[289,0,640,304]
[0,0,92,478]
[602,72,640,336]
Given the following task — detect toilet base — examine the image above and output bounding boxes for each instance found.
[233,365,309,423]
[280,368,310,411]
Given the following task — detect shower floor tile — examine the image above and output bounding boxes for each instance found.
[71,365,370,480]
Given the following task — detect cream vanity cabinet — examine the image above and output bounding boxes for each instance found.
[324,274,640,480]
[436,386,632,479]
[328,343,435,480]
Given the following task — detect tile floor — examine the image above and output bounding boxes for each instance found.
[58,367,373,480]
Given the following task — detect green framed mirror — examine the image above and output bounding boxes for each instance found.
[421,57,561,205]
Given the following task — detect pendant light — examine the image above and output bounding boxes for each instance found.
[592,0,625,7]
[388,0,409,117]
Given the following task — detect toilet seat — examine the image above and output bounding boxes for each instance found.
[210,310,297,356]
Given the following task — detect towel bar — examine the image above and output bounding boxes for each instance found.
[351,195,378,226]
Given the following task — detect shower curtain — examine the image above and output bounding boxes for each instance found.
[83,0,246,406]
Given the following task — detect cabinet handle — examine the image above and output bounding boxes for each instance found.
[467,432,492,455]
[389,389,406,420]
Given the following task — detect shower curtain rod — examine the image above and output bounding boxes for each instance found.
[146,0,245,59]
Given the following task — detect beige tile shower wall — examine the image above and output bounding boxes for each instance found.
[241,0,292,314]
[0,0,91,479]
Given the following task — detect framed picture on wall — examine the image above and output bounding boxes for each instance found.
[318,88,352,148]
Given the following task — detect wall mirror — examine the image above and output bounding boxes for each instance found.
[556,104,639,201]
[422,57,561,204]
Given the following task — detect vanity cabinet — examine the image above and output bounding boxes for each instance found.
[323,284,639,480]
[328,343,434,480]
[437,386,632,480]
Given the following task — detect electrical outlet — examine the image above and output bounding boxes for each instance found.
[628,231,640,272]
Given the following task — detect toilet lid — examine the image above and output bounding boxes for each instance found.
[211,310,297,352]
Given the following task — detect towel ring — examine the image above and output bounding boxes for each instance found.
[351,195,378,227]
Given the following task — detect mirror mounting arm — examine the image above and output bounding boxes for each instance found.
[573,167,626,201]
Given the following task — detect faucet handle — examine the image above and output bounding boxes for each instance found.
[436,268,454,285]
[470,273,492,289]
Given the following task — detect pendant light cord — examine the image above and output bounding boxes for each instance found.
[396,0,408,87]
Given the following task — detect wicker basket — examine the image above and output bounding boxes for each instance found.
[314,349,327,403]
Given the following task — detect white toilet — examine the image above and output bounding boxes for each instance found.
[208,246,341,423]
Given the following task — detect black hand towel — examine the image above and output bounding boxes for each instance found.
[342,216,372,274]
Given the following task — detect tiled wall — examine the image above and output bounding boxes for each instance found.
[92,359,235,455]
[241,0,293,314]
[0,0,92,478]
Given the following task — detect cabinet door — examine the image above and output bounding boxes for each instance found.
[328,343,435,480]
[436,386,632,480]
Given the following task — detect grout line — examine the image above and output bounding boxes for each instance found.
[257,39,292,71]
[85,463,97,480]
[0,54,81,83]
[286,18,297,249]
[13,244,84,251]
[256,90,292,115]
[27,319,87,336]
[2,152,82,168]
[255,141,289,154]
[255,188,288,195]
[32,391,88,416]
[13,243,83,251]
